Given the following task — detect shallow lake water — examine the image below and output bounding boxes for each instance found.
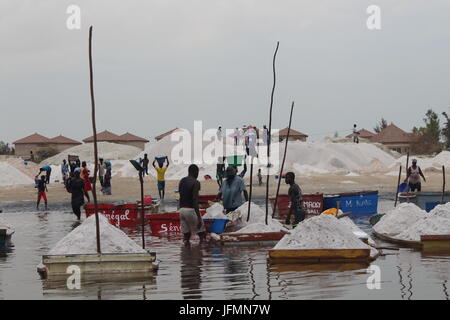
[0,195,449,300]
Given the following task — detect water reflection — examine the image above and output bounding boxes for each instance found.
[180,244,203,299]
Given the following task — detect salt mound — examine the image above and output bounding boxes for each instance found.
[230,201,288,233]
[274,214,372,250]
[388,151,450,172]
[203,203,228,220]
[395,203,450,241]
[0,161,34,186]
[233,221,287,233]
[48,214,146,255]
[373,203,425,237]
[41,142,141,165]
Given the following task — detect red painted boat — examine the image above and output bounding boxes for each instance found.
[84,203,158,228]
[270,193,324,219]
[147,210,207,235]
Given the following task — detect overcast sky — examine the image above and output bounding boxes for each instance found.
[1,0,450,144]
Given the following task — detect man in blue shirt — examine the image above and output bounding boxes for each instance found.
[217,166,249,213]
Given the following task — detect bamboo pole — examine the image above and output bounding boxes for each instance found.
[247,156,253,222]
[394,165,402,207]
[88,26,101,254]
[272,101,294,218]
[139,171,145,249]
[265,41,279,226]
[442,165,446,204]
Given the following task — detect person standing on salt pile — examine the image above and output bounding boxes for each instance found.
[67,168,86,220]
[284,172,306,227]
[61,159,69,185]
[36,175,48,210]
[179,164,206,245]
[37,165,52,184]
[142,154,149,176]
[80,161,92,202]
[405,159,426,192]
[262,125,269,145]
[352,124,360,143]
[217,166,249,213]
[153,157,169,199]
[102,161,112,195]
[216,126,222,140]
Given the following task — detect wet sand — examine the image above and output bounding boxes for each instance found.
[0,173,445,203]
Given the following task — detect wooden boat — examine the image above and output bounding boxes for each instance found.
[84,201,159,228]
[372,231,422,249]
[37,252,159,280]
[269,261,370,272]
[269,193,324,219]
[0,226,14,249]
[147,210,207,235]
[323,190,379,216]
[399,191,450,212]
[269,248,372,264]
[420,235,450,253]
[217,231,288,246]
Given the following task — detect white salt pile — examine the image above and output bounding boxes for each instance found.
[202,203,229,220]
[395,203,450,241]
[0,161,34,187]
[373,203,425,238]
[388,151,450,173]
[48,214,146,255]
[229,202,288,233]
[41,142,141,165]
[273,214,373,250]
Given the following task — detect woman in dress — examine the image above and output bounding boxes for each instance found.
[81,161,92,202]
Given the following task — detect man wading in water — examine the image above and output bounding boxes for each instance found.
[405,159,426,192]
[178,164,206,246]
[67,168,89,220]
[284,172,306,227]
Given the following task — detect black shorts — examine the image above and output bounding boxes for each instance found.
[409,182,421,192]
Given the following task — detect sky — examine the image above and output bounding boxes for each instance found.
[1,0,450,144]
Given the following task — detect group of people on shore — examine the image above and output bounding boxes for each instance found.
[34,157,112,217]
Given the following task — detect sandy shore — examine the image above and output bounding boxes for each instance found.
[0,172,446,203]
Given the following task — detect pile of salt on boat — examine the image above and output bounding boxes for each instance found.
[374,203,450,251]
[270,214,379,263]
[214,202,289,245]
[0,218,14,249]
[37,214,158,279]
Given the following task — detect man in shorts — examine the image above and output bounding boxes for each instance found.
[153,157,169,199]
[405,159,426,192]
[284,171,306,227]
[178,164,206,246]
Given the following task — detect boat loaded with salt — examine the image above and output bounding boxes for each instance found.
[372,202,450,252]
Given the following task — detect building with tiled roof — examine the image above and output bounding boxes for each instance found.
[274,128,308,142]
[371,123,417,154]
[83,130,148,150]
[13,133,81,158]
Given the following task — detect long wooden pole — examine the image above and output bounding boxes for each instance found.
[247,156,253,222]
[265,41,279,225]
[394,165,402,207]
[140,171,145,249]
[88,26,101,254]
[272,101,294,218]
[442,165,446,204]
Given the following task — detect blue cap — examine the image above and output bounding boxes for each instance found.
[74,167,81,173]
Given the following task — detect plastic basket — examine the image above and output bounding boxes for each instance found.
[203,218,229,234]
